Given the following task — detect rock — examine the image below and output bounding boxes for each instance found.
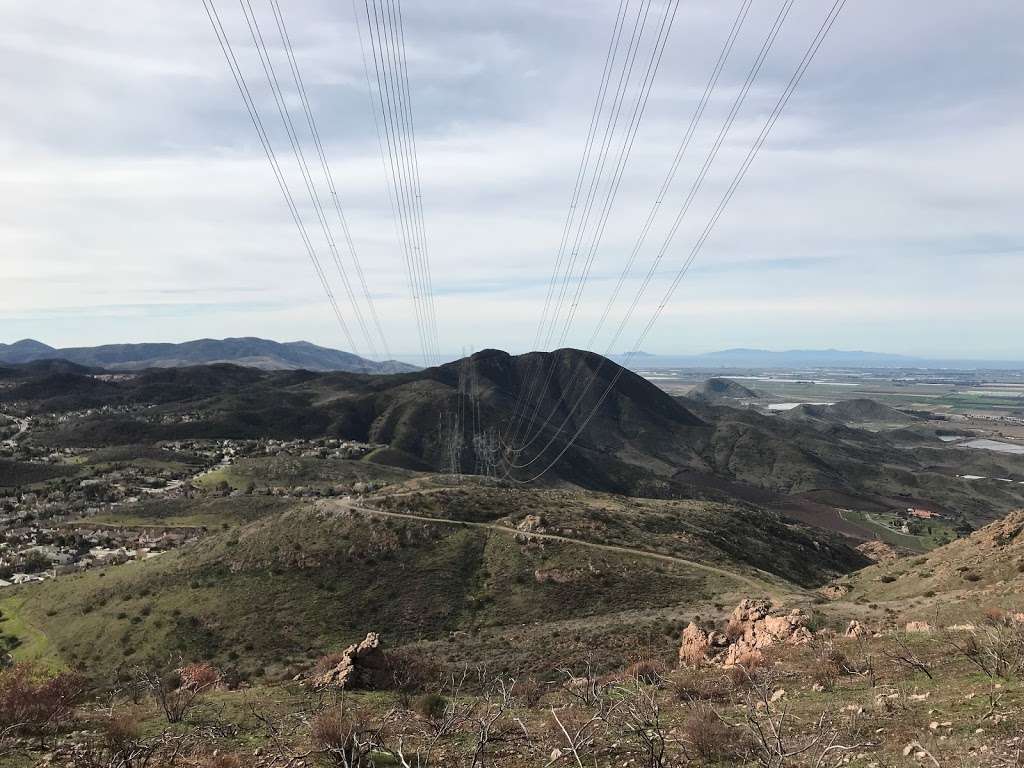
[820,583,850,600]
[679,599,811,668]
[678,622,711,667]
[311,632,390,690]
[905,621,933,633]
[770,688,786,703]
[731,598,772,625]
[550,748,564,762]
[517,514,545,533]
[857,539,900,563]
[845,620,869,638]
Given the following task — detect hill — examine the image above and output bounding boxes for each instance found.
[11,348,1024,521]
[782,398,918,425]
[0,337,417,374]
[10,482,865,681]
[688,377,759,402]
[839,508,1024,604]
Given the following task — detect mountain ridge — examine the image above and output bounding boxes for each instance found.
[0,336,417,374]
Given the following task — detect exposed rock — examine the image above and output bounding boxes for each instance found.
[905,621,933,634]
[678,622,711,667]
[311,632,390,690]
[845,620,869,639]
[820,583,850,600]
[731,598,772,625]
[679,599,811,668]
[857,539,901,563]
[517,514,545,533]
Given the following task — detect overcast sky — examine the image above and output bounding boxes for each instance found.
[2,0,1022,362]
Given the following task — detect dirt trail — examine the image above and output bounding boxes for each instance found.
[323,498,792,600]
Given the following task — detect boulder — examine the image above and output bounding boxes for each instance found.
[311,632,390,690]
[678,622,711,666]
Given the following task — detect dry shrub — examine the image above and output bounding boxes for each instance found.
[177,662,220,692]
[311,708,358,752]
[101,711,142,754]
[811,646,848,691]
[0,664,84,743]
[681,703,745,763]
[983,607,1008,625]
[670,669,727,703]
[514,676,547,708]
[385,649,443,697]
[724,620,745,644]
[622,658,667,685]
[313,652,348,675]
[726,652,768,690]
[414,692,448,720]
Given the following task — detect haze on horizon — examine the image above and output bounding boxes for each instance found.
[2,1,1022,360]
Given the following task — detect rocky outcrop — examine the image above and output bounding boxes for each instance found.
[845,620,869,639]
[678,599,812,668]
[856,539,901,563]
[311,632,390,690]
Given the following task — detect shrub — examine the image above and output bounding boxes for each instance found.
[622,659,667,685]
[963,572,982,582]
[671,670,726,703]
[414,692,448,720]
[384,649,443,699]
[0,664,85,745]
[726,653,768,690]
[681,704,744,763]
[879,574,897,584]
[514,676,546,708]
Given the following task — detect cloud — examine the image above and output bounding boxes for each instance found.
[1,0,1022,359]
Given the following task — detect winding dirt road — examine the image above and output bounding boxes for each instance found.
[324,498,792,600]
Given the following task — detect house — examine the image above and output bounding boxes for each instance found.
[906,507,940,520]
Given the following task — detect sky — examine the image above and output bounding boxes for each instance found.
[1,0,1022,363]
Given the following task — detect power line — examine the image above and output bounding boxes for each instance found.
[507,0,677,448]
[361,0,440,366]
[511,0,773,457]
[267,0,392,360]
[352,0,430,368]
[238,0,378,358]
[201,0,358,353]
[509,0,681,450]
[503,0,632,444]
[505,0,847,481]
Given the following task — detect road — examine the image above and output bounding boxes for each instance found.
[324,498,791,600]
[1,416,30,448]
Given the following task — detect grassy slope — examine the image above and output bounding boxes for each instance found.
[19,500,758,682]
[12,478,878,683]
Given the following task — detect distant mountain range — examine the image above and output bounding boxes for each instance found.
[616,348,1024,369]
[0,337,418,374]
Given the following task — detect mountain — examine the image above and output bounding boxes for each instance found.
[0,337,417,374]
[13,347,1024,522]
[0,338,57,363]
